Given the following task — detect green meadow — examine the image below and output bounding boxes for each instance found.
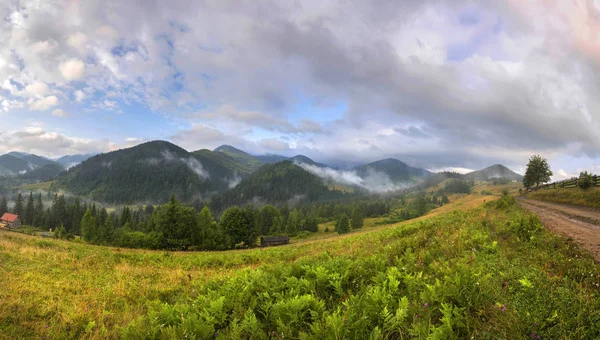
[1,194,600,339]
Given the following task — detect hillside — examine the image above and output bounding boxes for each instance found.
[355,158,431,182]
[55,140,237,203]
[55,154,95,168]
[3,194,600,338]
[7,152,57,168]
[465,164,523,181]
[0,154,35,175]
[210,160,342,212]
[214,145,263,172]
[290,154,328,168]
[192,149,254,176]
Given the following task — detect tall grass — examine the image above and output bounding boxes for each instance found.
[528,187,600,209]
[1,196,599,338]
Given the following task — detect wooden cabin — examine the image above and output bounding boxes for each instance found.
[260,236,290,247]
[0,213,21,229]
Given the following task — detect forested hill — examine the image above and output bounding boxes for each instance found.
[55,140,238,204]
[354,158,431,182]
[464,164,523,181]
[210,161,344,213]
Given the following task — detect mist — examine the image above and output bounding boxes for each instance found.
[296,162,415,193]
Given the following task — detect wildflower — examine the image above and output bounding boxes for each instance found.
[537,336,541,339]
[424,303,429,308]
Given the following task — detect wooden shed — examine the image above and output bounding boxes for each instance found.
[260,236,290,247]
[0,213,21,229]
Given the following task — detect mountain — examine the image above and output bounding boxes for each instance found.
[55,154,96,168]
[464,164,523,181]
[0,154,37,176]
[7,151,57,167]
[55,140,239,204]
[192,149,255,176]
[289,155,328,168]
[17,163,65,182]
[255,154,288,164]
[214,145,263,172]
[354,158,431,182]
[210,161,343,212]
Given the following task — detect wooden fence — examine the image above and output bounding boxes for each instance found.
[537,175,600,190]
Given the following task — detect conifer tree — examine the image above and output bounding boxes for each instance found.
[336,213,350,234]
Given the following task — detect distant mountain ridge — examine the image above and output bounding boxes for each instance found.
[55,141,238,203]
[464,164,523,181]
[354,158,432,182]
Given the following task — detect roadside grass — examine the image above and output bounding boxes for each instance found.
[527,187,600,209]
[2,194,600,338]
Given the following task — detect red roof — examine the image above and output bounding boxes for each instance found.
[0,213,19,223]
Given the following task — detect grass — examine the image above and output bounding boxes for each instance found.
[527,187,600,209]
[14,180,55,191]
[2,190,600,338]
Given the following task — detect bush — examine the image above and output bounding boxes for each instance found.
[579,171,594,190]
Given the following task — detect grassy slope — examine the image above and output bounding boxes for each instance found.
[527,187,600,209]
[2,184,600,338]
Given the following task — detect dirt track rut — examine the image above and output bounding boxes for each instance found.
[517,197,600,262]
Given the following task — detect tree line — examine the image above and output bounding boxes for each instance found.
[1,193,389,250]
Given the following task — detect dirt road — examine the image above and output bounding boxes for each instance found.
[517,197,600,262]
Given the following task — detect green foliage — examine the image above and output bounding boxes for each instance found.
[350,206,364,229]
[528,187,600,209]
[335,213,350,234]
[220,206,255,247]
[579,171,594,190]
[444,179,474,194]
[523,155,553,188]
[153,195,198,250]
[5,196,600,338]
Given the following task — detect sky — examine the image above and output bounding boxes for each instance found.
[1,0,600,180]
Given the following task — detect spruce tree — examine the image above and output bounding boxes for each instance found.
[0,197,7,216]
[81,209,97,244]
[336,213,350,234]
[13,193,24,217]
[25,192,34,225]
[350,207,364,229]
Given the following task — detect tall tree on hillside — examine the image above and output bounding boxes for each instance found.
[34,193,44,227]
[287,209,303,236]
[153,195,197,250]
[81,209,98,243]
[0,197,8,217]
[336,213,350,234]
[523,155,553,188]
[220,206,253,248]
[196,206,223,250]
[350,207,364,229]
[258,204,280,235]
[24,192,34,225]
[13,193,24,217]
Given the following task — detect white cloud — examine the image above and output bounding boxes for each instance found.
[59,59,86,81]
[74,90,86,102]
[67,32,88,52]
[29,96,59,111]
[259,138,290,151]
[25,82,49,97]
[52,109,70,118]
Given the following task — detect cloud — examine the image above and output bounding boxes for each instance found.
[67,32,87,52]
[193,105,323,134]
[296,162,414,193]
[24,82,49,97]
[1,0,599,176]
[51,109,70,118]
[59,58,86,81]
[29,96,59,111]
[259,138,289,151]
